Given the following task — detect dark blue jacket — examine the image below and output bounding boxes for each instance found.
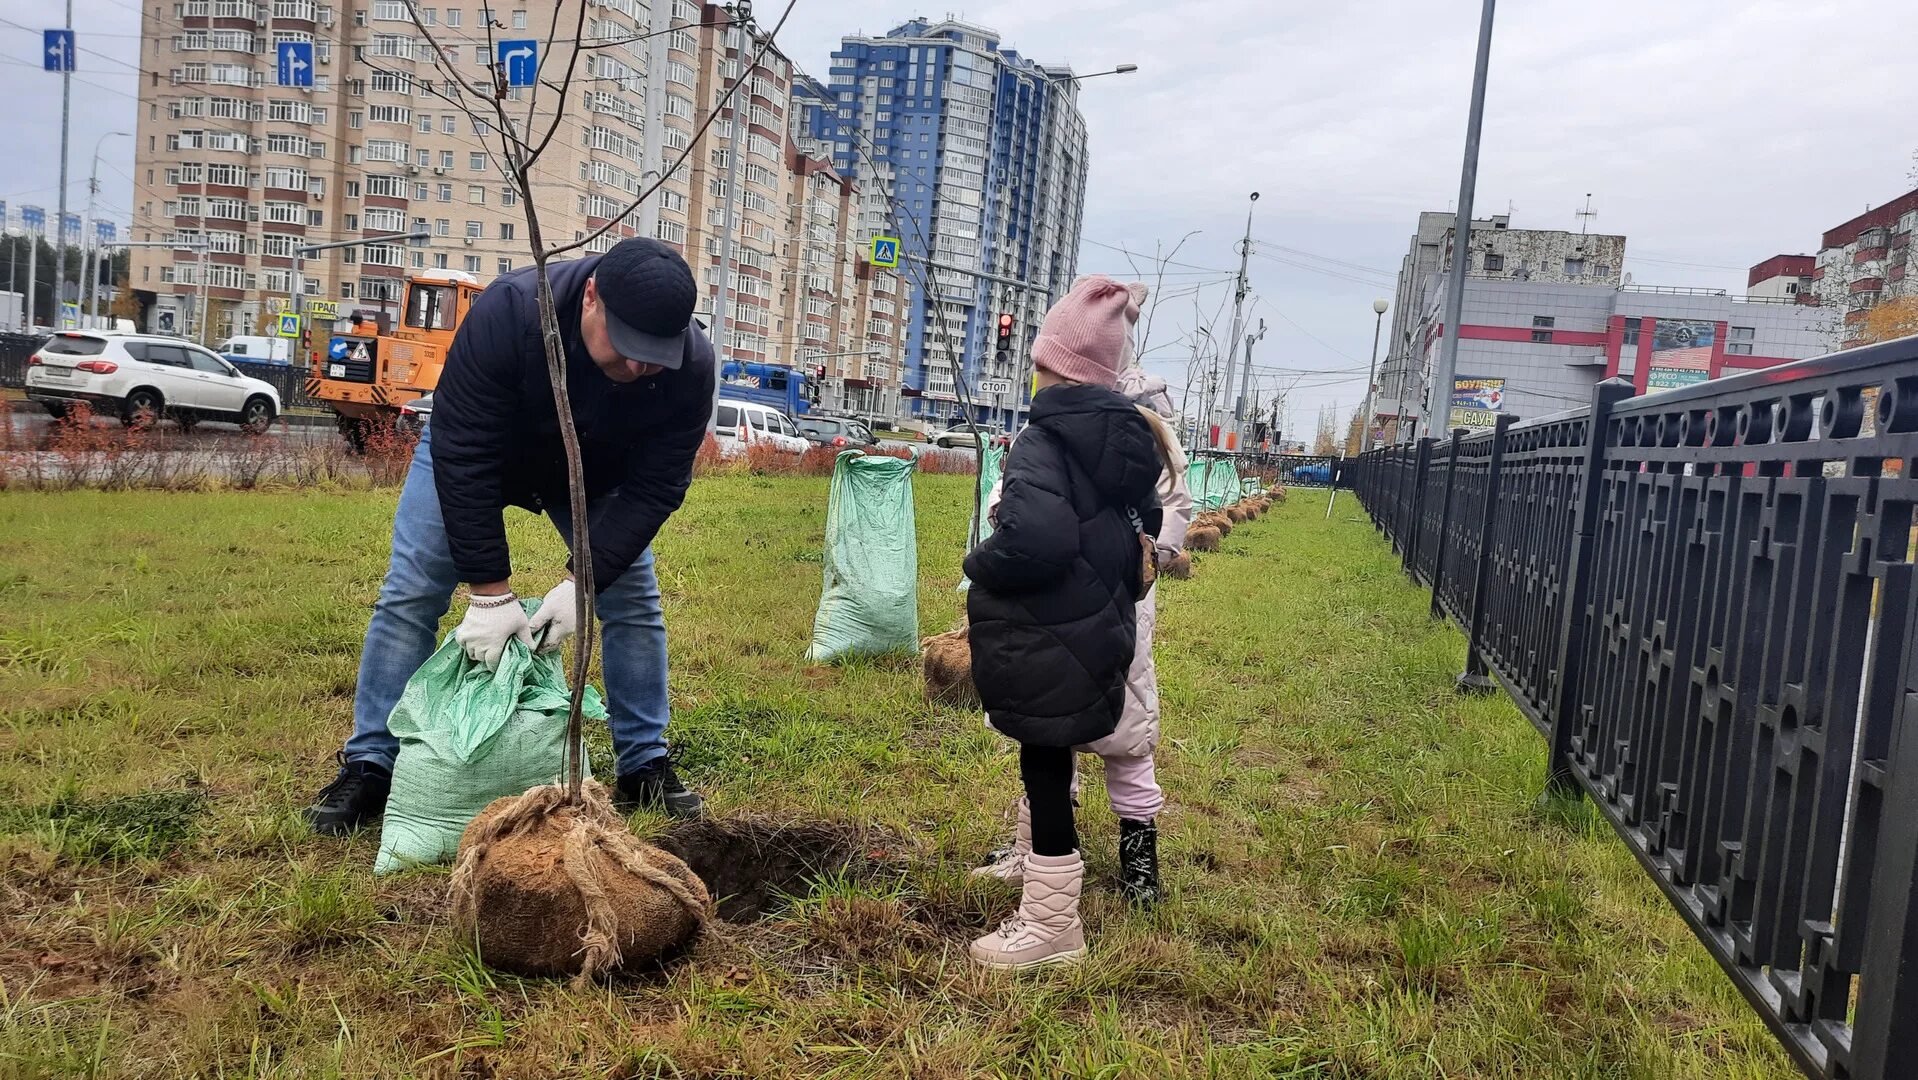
[430,256,715,592]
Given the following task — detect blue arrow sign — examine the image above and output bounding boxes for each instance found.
[276,41,313,87]
[497,39,537,87]
[21,206,44,233]
[328,337,351,360]
[44,29,75,72]
[60,213,80,241]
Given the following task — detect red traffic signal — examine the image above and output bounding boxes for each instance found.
[996,313,1014,342]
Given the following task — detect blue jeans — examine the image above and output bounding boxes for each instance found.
[344,426,672,777]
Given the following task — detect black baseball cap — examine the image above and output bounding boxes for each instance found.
[594,237,697,370]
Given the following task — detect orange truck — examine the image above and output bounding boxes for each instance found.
[305,269,483,450]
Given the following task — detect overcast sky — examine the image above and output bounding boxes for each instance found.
[6,0,1916,428]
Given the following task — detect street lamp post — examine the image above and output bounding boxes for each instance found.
[81,130,129,326]
[1359,297,1389,453]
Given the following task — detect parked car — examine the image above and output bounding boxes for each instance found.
[398,392,434,434]
[25,331,282,433]
[933,421,995,449]
[795,415,880,449]
[714,397,809,455]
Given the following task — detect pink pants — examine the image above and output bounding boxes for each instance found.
[1071,750,1164,822]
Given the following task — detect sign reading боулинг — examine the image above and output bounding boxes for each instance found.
[1449,376,1504,429]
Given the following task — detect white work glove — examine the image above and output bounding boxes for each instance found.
[526,578,578,654]
[454,594,532,669]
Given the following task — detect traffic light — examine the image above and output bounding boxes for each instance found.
[996,313,1014,346]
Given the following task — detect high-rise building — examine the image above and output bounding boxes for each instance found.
[129,0,687,340]
[125,0,902,414]
[811,19,1089,429]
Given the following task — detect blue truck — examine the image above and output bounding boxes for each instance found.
[719,361,813,416]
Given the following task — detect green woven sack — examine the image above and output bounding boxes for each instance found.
[374,600,603,874]
[807,450,919,661]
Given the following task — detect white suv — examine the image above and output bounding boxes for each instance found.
[713,398,810,455]
[26,331,282,433]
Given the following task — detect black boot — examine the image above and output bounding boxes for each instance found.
[615,753,705,819]
[1119,818,1160,907]
[304,753,392,837]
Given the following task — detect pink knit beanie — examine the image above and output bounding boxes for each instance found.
[1031,275,1147,390]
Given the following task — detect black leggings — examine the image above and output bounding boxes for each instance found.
[1019,744,1078,857]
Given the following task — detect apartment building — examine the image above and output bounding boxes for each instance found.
[812,19,1090,429]
[1809,187,1918,346]
[780,148,905,419]
[129,0,687,339]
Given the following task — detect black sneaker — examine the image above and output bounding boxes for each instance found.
[305,753,392,837]
[615,753,704,819]
[1119,818,1161,907]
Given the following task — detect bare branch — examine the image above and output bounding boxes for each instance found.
[529,0,592,163]
[546,0,798,260]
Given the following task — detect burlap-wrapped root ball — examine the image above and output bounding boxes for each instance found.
[1225,504,1249,523]
[1194,511,1232,536]
[1163,551,1193,579]
[922,626,978,707]
[1185,525,1222,552]
[449,781,712,985]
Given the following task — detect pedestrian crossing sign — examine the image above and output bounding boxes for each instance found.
[276,313,301,338]
[870,235,900,268]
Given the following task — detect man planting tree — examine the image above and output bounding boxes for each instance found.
[306,237,715,835]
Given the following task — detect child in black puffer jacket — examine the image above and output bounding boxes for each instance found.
[963,275,1168,970]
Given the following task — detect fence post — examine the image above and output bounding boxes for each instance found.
[1403,437,1436,577]
[1457,414,1514,693]
[1543,378,1633,795]
[1427,429,1465,620]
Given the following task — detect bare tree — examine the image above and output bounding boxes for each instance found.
[402,0,797,801]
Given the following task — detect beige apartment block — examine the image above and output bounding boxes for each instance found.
[128,0,901,412]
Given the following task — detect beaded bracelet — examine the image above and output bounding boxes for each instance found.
[467,591,519,609]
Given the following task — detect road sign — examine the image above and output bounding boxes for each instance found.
[978,378,1014,395]
[870,235,900,268]
[21,206,44,233]
[276,41,314,87]
[497,39,537,87]
[43,29,74,72]
[276,313,301,338]
[59,303,78,328]
[306,299,338,320]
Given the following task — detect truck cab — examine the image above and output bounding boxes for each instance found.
[307,269,483,449]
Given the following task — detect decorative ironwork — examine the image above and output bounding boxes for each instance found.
[1350,338,1918,1080]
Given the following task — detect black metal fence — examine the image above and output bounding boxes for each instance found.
[1350,341,1918,1080]
[0,331,39,389]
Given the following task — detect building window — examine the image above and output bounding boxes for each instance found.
[1531,329,1553,343]
[1482,253,1503,272]
[1729,326,1754,342]
[468,185,485,203]
[341,280,356,298]
[465,220,483,238]
[1727,344,1753,356]
[499,222,514,240]
[511,9,525,27]
[438,183,453,201]
[1622,318,1642,346]
[1563,258,1585,277]
[465,255,482,272]
[469,152,486,171]
[1532,315,1555,328]
[497,258,513,274]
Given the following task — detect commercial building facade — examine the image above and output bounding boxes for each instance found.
[810,19,1089,428]
[1376,211,1836,437]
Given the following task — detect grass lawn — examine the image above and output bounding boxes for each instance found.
[0,478,1797,1079]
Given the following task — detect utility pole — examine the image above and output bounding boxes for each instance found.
[635,0,673,239]
[1237,318,1265,444]
[1227,191,1259,428]
[53,0,74,328]
[25,224,38,330]
[709,3,749,393]
[81,132,127,327]
[1359,297,1389,453]
[1429,0,1496,438]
